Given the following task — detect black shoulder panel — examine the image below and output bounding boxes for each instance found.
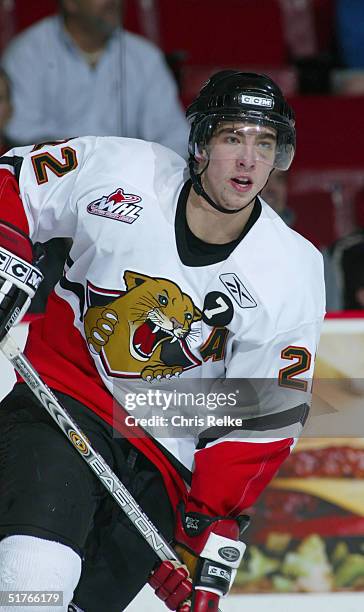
[0,155,24,183]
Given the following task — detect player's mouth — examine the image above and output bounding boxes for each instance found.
[230,176,253,193]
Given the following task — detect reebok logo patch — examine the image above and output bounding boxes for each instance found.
[219,273,257,308]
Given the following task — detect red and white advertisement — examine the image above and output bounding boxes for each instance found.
[234,313,364,595]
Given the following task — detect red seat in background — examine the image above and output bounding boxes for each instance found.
[288,96,364,239]
[289,191,337,249]
[12,1,57,33]
[289,96,364,170]
[181,64,298,107]
[156,0,287,66]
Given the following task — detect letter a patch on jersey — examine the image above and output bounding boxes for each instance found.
[219,273,257,308]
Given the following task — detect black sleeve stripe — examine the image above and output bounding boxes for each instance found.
[66,253,74,268]
[196,403,310,450]
[152,437,192,485]
[59,274,86,321]
[0,155,24,182]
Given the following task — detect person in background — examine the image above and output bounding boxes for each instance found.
[0,67,12,156]
[261,169,295,227]
[262,169,341,311]
[331,68,364,95]
[1,0,189,157]
[331,188,364,310]
[2,0,189,311]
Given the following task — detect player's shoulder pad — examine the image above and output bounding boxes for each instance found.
[92,136,186,176]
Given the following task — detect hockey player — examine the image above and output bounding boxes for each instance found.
[0,71,325,612]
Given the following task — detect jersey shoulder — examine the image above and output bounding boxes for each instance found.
[91,136,185,169]
[259,197,323,266]
[247,199,326,320]
[82,136,186,198]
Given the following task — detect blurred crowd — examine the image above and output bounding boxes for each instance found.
[0,0,363,312]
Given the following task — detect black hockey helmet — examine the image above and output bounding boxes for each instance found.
[187,70,295,171]
[185,70,296,214]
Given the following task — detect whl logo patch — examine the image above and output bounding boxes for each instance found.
[87,188,142,224]
[219,273,257,308]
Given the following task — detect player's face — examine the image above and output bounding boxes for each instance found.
[202,122,277,212]
[70,0,121,34]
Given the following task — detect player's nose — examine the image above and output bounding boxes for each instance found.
[236,144,256,168]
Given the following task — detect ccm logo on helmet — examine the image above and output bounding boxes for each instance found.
[239,94,273,108]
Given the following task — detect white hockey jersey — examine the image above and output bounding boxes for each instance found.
[0,137,326,516]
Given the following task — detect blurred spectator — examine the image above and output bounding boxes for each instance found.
[331,69,364,95]
[0,67,12,155]
[1,0,188,156]
[335,0,364,69]
[261,169,295,227]
[1,0,190,313]
[331,189,364,309]
[262,170,341,311]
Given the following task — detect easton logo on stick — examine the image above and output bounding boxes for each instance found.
[69,430,89,455]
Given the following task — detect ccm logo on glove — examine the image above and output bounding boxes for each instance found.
[207,565,231,581]
[0,249,43,290]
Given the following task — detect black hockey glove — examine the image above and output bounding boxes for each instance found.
[149,502,250,611]
[0,221,43,341]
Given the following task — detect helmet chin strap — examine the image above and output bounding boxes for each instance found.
[189,159,274,215]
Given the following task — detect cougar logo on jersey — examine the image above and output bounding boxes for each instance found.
[84,271,203,380]
[87,188,142,224]
[219,273,257,308]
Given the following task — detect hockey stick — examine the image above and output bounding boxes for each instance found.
[0,333,178,561]
[0,332,222,612]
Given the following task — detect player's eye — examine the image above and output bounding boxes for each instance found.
[225,134,241,145]
[158,294,168,306]
[258,140,274,150]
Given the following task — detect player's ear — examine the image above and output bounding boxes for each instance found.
[124,270,152,290]
[196,148,208,163]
